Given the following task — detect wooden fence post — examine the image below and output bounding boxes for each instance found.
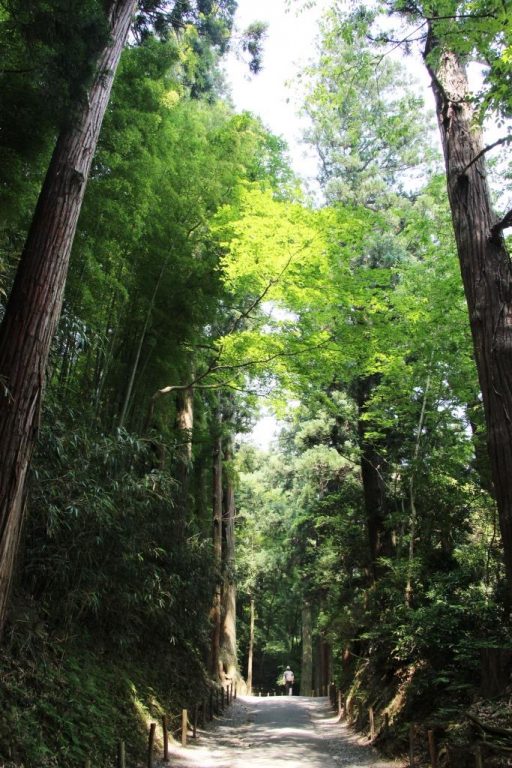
[193,703,198,739]
[162,715,169,762]
[117,741,126,768]
[85,760,91,768]
[234,683,237,700]
[209,690,213,720]
[427,729,437,768]
[369,707,375,741]
[216,688,220,713]
[338,689,343,718]
[474,746,483,768]
[181,709,188,747]
[409,724,415,767]
[221,686,225,709]
[148,722,156,768]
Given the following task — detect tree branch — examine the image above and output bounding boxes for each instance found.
[491,208,512,238]
[462,135,512,175]
[144,337,332,430]
[226,254,294,337]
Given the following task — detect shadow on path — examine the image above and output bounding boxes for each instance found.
[159,696,405,768]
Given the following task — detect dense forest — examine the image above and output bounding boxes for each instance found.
[0,0,511,766]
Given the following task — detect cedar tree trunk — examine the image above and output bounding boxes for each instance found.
[356,375,393,581]
[174,385,194,540]
[425,28,512,604]
[0,0,137,635]
[300,600,313,695]
[210,422,223,679]
[220,434,238,681]
[247,595,255,694]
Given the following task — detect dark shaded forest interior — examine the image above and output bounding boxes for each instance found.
[0,0,511,766]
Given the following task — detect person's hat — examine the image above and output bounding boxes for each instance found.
[286,665,291,669]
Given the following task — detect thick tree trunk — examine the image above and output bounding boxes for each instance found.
[425,30,512,605]
[356,375,393,581]
[467,402,494,497]
[0,0,137,635]
[405,369,431,606]
[174,386,194,539]
[300,600,313,695]
[247,595,255,694]
[220,434,238,681]
[210,418,223,679]
[319,637,331,693]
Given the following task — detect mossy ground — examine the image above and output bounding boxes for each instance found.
[0,629,209,767]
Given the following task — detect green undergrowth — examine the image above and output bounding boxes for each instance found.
[342,655,512,767]
[0,628,209,768]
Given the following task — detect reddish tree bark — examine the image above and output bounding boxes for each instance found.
[210,416,223,678]
[425,28,512,604]
[356,375,393,582]
[174,385,194,540]
[247,595,255,694]
[0,0,137,635]
[220,433,238,682]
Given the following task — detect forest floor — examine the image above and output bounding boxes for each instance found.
[158,695,405,768]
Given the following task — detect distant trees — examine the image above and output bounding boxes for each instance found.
[231,4,510,713]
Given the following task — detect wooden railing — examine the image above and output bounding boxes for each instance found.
[326,681,502,768]
[92,681,237,768]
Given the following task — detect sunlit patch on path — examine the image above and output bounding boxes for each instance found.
[159,696,405,768]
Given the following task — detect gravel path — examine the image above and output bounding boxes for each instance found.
[159,696,405,768]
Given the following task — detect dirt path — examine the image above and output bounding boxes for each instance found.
[160,696,405,768]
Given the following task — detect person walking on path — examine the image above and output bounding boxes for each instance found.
[283,665,294,695]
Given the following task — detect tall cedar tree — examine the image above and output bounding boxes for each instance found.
[421,18,512,605]
[0,0,137,636]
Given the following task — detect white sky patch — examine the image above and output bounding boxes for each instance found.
[242,413,280,450]
[223,0,331,187]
